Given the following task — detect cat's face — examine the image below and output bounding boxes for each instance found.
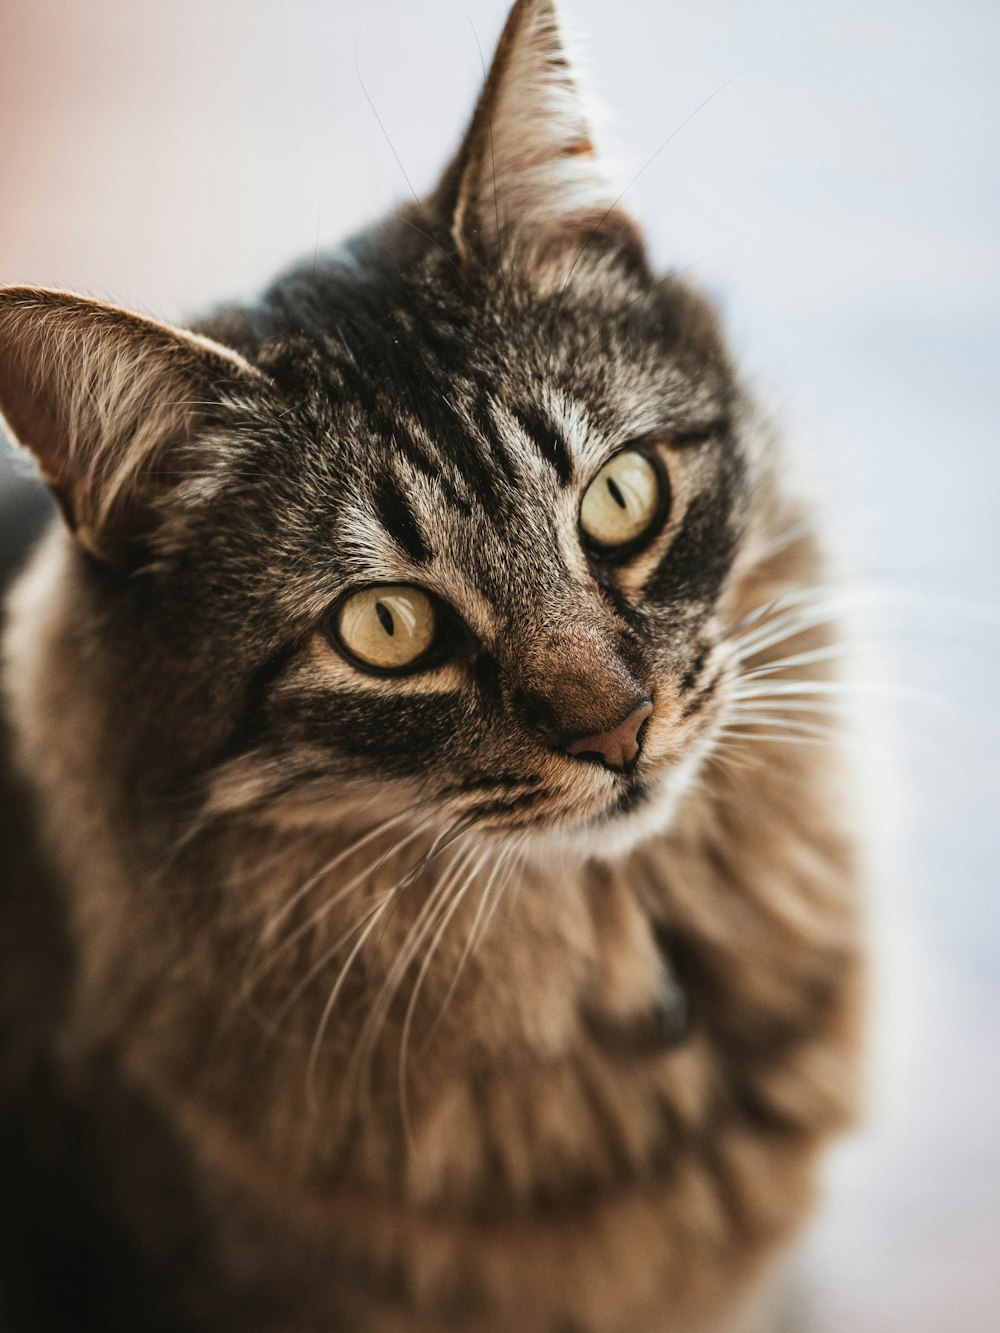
[0,0,772,857]
[173,237,745,853]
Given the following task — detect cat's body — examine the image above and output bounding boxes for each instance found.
[0,3,862,1330]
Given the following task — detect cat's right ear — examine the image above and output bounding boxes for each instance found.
[433,0,633,265]
[0,286,265,566]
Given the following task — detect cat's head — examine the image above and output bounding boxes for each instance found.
[0,0,799,859]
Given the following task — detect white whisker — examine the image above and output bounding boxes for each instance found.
[304,888,401,1114]
[730,698,858,716]
[735,643,861,680]
[347,837,482,1121]
[731,679,935,706]
[715,726,836,748]
[425,834,526,1048]
[397,839,495,1142]
[239,812,438,1009]
[725,714,839,740]
[256,803,420,951]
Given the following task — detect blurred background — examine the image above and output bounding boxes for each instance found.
[1,0,998,1327]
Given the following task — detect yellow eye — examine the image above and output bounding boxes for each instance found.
[335,586,437,671]
[580,448,664,550]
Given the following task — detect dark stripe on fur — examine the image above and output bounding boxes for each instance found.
[372,474,430,563]
[512,405,574,486]
[447,772,541,793]
[679,642,711,694]
[269,688,467,780]
[643,486,738,607]
[446,424,506,516]
[680,667,722,719]
[470,391,521,493]
[465,789,545,820]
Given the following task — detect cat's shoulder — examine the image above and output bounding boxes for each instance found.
[0,457,71,1075]
[0,441,74,1076]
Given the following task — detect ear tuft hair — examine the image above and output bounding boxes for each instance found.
[0,287,263,564]
[436,0,624,259]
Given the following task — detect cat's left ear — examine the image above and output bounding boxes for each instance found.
[435,0,634,261]
[0,286,266,566]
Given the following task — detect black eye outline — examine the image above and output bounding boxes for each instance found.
[579,443,671,564]
[321,583,468,679]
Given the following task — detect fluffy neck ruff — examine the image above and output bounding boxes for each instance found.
[3,526,863,1333]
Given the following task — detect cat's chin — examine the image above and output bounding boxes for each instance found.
[528,746,707,865]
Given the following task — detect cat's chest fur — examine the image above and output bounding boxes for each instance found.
[101,816,692,1198]
[0,522,861,1333]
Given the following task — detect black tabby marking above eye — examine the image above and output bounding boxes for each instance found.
[512,404,574,486]
[372,474,430,563]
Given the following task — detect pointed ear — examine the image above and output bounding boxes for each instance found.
[0,287,264,565]
[436,0,629,260]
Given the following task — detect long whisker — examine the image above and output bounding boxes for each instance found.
[714,726,838,749]
[159,768,380,871]
[348,837,482,1121]
[214,812,415,1041]
[264,885,399,1039]
[250,804,421,963]
[354,32,465,289]
[455,2,514,316]
[239,810,440,1008]
[303,888,402,1115]
[270,815,470,1038]
[298,820,478,1120]
[724,713,840,740]
[734,674,900,705]
[730,698,862,716]
[725,579,994,663]
[362,814,482,973]
[728,602,850,664]
[472,831,530,956]
[396,839,495,1142]
[734,643,862,680]
[731,679,934,704]
[736,518,815,571]
[422,833,525,1051]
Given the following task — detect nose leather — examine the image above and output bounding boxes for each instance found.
[565,700,653,771]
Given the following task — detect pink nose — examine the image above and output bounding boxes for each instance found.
[564,701,653,771]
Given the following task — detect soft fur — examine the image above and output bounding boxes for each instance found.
[0,2,862,1329]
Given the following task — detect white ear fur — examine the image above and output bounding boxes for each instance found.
[0,286,262,561]
[448,0,618,254]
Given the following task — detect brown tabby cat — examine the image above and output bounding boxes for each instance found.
[0,2,863,1329]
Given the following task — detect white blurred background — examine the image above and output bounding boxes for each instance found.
[1,1,998,1327]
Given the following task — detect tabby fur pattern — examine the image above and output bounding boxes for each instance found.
[0,2,862,1329]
